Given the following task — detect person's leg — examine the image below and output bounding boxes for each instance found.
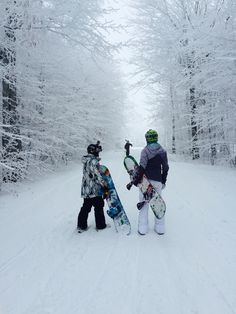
[77,198,92,230]
[154,216,165,235]
[151,181,166,235]
[93,197,106,230]
[138,190,149,235]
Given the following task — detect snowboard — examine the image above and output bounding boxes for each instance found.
[123,155,166,219]
[99,165,131,235]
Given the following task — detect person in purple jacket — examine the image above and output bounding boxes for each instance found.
[130,129,169,235]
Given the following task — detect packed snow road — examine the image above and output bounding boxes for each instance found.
[0,149,236,314]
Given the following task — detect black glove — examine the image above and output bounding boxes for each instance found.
[126,182,133,190]
[103,186,109,199]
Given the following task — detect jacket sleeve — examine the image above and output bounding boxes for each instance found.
[161,151,169,184]
[131,149,148,186]
[139,148,148,169]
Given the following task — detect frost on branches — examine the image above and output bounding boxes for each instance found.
[132,0,236,165]
[0,0,125,189]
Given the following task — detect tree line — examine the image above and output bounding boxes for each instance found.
[132,0,236,165]
[0,0,125,189]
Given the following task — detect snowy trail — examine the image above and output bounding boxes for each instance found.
[0,150,236,314]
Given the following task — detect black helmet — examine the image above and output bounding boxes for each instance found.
[87,142,102,156]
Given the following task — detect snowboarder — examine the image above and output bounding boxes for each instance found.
[124,140,133,156]
[127,129,169,235]
[77,142,109,233]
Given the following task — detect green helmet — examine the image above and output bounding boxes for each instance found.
[145,129,158,144]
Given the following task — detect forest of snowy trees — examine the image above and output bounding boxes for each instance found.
[0,0,125,186]
[132,0,236,165]
[0,0,236,190]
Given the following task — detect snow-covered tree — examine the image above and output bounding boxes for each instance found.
[0,0,126,188]
[132,0,236,164]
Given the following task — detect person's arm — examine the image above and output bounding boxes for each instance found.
[132,149,147,186]
[126,149,148,190]
[161,152,169,185]
[139,149,148,169]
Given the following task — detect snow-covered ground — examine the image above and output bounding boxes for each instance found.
[0,149,236,314]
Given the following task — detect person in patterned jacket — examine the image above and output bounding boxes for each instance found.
[77,143,109,233]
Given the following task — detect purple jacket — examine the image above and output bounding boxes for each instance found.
[139,143,169,184]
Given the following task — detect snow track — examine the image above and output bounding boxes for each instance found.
[0,151,236,314]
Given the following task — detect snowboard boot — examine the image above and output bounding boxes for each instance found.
[96,223,111,232]
[138,230,146,236]
[77,227,88,233]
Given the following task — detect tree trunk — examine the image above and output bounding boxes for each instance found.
[1,7,22,182]
[190,87,200,159]
[170,84,176,154]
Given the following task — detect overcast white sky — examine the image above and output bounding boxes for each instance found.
[104,0,151,146]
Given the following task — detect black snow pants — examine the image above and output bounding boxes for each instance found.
[77,197,106,230]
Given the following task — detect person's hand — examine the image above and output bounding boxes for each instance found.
[103,186,109,199]
[126,182,133,190]
[162,184,166,190]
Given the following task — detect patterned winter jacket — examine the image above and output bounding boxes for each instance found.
[81,154,106,198]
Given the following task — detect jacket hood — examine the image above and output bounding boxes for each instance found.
[81,154,101,164]
[146,143,162,153]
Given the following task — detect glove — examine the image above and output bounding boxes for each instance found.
[162,184,166,190]
[103,186,109,199]
[126,182,133,190]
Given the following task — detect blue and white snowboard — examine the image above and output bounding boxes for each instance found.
[124,155,166,219]
[99,165,131,235]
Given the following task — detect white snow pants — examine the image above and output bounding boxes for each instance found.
[138,180,165,235]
